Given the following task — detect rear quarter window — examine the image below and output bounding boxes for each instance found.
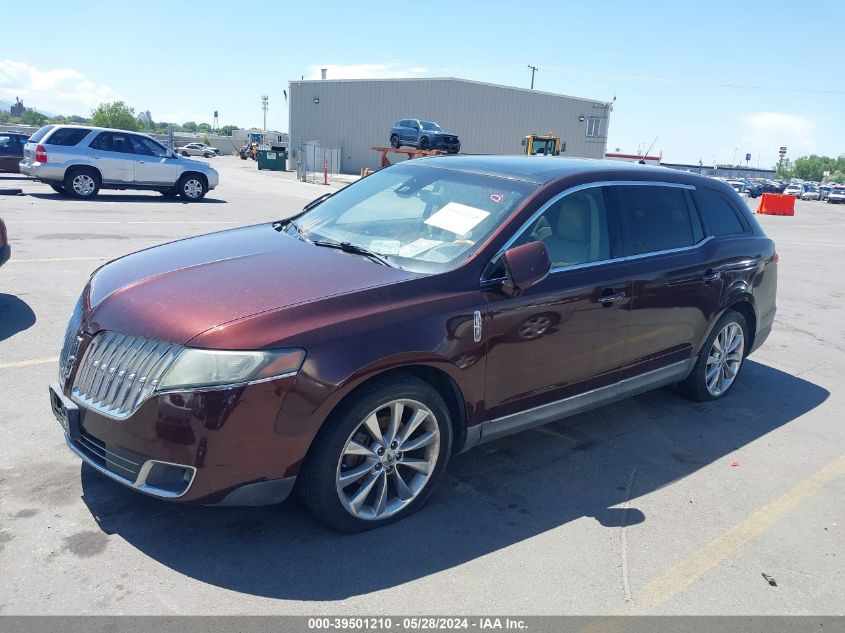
[45,128,91,146]
[694,188,747,236]
[27,125,55,144]
[613,185,698,255]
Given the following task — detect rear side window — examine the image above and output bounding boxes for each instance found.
[614,185,697,255]
[89,132,132,153]
[694,189,747,236]
[45,128,90,146]
[27,125,55,144]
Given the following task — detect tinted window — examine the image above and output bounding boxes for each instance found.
[694,189,746,236]
[89,132,132,153]
[513,187,611,267]
[27,125,55,144]
[0,135,13,151]
[615,185,696,255]
[130,135,168,157]
[45,128,90,146]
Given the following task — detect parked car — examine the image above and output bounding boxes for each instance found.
[827,186,845,204]
[818,185,832,200]
[19,125,218,201]
[800,185,820,201]
[175,142,220,158]
[0,217,9,267]
[726,179,760,198]
[783,183,804,197]
[0,131,29,173]
[49,156,777,531]
[390,119,460,153]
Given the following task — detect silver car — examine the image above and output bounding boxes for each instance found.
[19,125,219,201]
[175,142,220,157]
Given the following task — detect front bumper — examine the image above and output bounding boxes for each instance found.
[50,371,301,505]
[206,170,219,189]
[431,138,461,154]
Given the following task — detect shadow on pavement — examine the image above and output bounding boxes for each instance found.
[26,193,226,204]
[0,294,37,342]
[80,360,828,600]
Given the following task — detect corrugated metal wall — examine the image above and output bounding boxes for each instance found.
[289,78,611,174]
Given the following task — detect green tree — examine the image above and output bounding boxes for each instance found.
[181,121,198,133]
[197,122,212,133]
[90,101,140,131]
[218,125,239,136]
[775,158,793,179]
[824,170,845,184]
[20,108,48,126]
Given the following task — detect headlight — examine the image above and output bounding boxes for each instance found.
[156,348,305,391]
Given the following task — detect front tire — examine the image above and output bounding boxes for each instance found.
[419,136,430,150]
[177,174,207,201]
[299,374,452,532]
[678,310,748,401]
[390,134,400,148]
[64,167,100,199]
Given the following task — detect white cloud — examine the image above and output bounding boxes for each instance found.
[305,64,428,80]
[738,112,815,164]
[0,60,121,115]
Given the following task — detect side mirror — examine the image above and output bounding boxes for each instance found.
[499,241,551,296]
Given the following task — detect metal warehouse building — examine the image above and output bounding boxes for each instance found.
[288,77,612,175]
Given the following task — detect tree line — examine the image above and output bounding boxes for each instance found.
[776,155,845,183]
[0,101,241,136]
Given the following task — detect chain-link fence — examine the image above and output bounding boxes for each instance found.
[297,142,342,184]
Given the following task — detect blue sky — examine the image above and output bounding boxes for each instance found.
[2,0,842,167]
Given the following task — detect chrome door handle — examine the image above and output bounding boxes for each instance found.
[138,161,145,164]
[703,270,721,282]
[597,291,625,304]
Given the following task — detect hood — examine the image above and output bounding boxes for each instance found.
[86,223,419,345]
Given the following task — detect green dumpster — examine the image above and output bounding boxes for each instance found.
[257,148,287,171]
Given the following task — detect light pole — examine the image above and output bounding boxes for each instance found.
[261,95,269,133]
[733,147,738,166]
[527,64,538,89]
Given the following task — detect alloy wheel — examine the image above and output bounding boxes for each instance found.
[72,174,96,196]
[336,399,440,520]
[183,179,203,199]
[705,322,744,396]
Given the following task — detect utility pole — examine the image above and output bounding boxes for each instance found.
[527,64,538,89]
[733,147,738,166]
[261,95,269,133]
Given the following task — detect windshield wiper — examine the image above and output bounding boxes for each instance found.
[312,240,400,269]
[273,217,307,241]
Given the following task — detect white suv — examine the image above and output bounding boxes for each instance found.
[19,125,219,201]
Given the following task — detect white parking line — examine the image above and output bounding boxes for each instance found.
[0,356,58,370]
[8,257,114,263]
[10,220,238,225]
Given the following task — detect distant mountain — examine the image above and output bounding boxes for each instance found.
[0,99,61,117]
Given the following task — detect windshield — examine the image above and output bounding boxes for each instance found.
[293,163,536,274]
[420,121,444,132]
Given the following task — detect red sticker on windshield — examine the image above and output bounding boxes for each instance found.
[490,194,503,203]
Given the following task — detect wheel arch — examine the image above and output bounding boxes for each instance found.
[180,170,208,186]
[66,163,102,183]
[306,363,470,462]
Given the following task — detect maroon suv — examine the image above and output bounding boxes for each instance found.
[49,156,777,531]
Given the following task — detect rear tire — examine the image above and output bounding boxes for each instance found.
[678,310,749,402]
[390,134,400,148]
[63,167,100,199]
[299,374,452,532]
[181,151,190,157]
[177,173,207,201]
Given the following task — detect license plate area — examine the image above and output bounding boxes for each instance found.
[49,383,80,440]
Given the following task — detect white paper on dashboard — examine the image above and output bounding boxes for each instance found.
[369,239,401,254]
[398,238,443,257]
[424,203,490,235]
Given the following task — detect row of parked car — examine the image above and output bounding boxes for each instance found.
[783,182,845,203]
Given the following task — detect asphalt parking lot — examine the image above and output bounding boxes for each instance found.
[0,160,843,615]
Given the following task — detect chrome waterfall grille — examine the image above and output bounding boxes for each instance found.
[59,295,84,386]
[71,331,184,420]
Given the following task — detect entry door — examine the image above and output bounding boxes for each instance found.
[88,132,134,183]
[482,185,631,421]
[608,184,716,376]
[130,135,180,185]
